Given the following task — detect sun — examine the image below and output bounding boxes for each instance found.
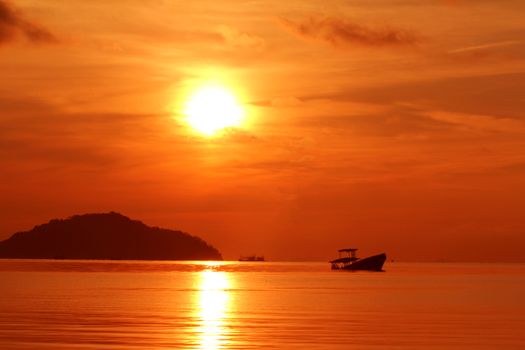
[184,84,245,136]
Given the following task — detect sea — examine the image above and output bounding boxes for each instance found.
[0,260,524,350]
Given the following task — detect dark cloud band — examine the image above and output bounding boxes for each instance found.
[280,15,417,48]
[0,0,57,45]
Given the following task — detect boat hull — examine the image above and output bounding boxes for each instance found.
[339,253,386,271]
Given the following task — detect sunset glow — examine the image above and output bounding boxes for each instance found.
[1,0,525,262]
[184,85,244,136]
[2,0,525,348]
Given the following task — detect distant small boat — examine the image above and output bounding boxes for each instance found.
[330,248,386,271]
[239,255,265,262]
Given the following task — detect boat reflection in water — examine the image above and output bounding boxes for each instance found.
[197,268,231,350]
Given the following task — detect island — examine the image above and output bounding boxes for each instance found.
[0,212,222,261]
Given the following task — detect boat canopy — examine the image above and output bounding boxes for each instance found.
[338,248,358,252]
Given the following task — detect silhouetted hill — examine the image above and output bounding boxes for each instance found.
[0,212,222,260]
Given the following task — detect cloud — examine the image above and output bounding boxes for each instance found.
[320,72,525,119]
[449,40,522,54]
[280,15,418,48]
[0,0,57,45]
[427,110,525,133]
[216,25,265,51]
[444,40,525,62]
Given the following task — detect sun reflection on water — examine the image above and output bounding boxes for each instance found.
[197,270,231,350]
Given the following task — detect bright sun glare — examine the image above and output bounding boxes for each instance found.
[184,85,244,136]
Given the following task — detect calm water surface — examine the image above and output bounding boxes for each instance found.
[0,260,524,349]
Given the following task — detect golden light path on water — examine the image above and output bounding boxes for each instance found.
[197,268,231,350]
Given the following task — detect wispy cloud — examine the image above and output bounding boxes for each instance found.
[280,15,418,48]
[216,25,265,51]
[0,0,57,45]
[449,40,522,54]
[443,39,525,62]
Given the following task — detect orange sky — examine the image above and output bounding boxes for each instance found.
[1,0,524,262]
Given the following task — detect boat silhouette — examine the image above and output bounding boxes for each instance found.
[239,255,265,262]
[330,248,386,271]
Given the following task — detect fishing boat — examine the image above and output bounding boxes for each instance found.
[330,248,386,271]
[239,255,265,262]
